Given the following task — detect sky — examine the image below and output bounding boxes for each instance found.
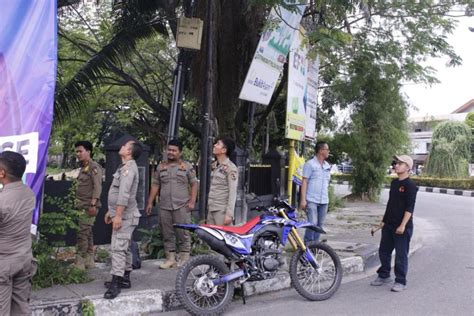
[402,17,474,118]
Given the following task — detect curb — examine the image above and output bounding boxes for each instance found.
[334,181,474,197]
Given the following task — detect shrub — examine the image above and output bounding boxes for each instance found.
[139,219,209,258]
[410,176,474,190]
[331,174,474,190]
[32,240,90,290]
[138,226,165,259]
[425,121,471,178]
[33,181,91,289]
[328,185,345,211]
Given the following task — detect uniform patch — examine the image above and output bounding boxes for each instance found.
[399,186,405,193]
[122,168,129,176]
[230,172,237,181]
[93,168,98,175]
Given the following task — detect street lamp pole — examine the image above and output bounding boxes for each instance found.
[198,0,214,222]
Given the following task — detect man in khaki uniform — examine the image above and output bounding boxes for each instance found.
[208,137,238,226]
[0,151,36,315]
[146,139,198,269]
[103,140,142,300]
[74,141,103,270]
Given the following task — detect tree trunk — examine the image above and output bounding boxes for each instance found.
[189,1,266,143]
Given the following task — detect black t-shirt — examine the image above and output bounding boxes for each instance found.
[383,178,418,228]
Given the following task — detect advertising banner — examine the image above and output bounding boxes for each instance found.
[239,4,306,105]
[305,55,320,140]
[0,1,58,235]
[288,149,305,186]
[286,27,308,141]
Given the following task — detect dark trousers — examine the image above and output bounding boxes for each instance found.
[377,224,413,285]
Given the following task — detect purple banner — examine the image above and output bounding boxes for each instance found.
[0,1,57,235]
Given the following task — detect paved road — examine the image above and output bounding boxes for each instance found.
[164,189,474,316]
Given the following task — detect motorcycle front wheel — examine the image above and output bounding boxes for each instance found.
[175,255,234,316]
[289,241,342,301]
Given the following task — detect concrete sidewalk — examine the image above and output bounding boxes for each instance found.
[31,201,426,315]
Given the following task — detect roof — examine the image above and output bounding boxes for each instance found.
[452,99,474,114]
[409,113,467,123]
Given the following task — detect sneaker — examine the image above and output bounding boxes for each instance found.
[370,276,392,286]
[391,282,407,292]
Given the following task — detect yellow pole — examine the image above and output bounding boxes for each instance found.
[287,140,295,205]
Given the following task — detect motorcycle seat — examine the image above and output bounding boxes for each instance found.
[202,215,261,235]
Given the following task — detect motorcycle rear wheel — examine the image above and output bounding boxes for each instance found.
[289,241,342,301]
[176,255,234,316]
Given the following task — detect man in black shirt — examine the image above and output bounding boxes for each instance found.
[370,155,418,292]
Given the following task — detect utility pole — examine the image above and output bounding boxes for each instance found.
[167,52,185,143]
[198,0,214,222]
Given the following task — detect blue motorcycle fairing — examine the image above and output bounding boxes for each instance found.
[174,223,199,231]
[294,221,326,234]
[286,210,297,220]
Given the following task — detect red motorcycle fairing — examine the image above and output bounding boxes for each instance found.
[202,215,261,235]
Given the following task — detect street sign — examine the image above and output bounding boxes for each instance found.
[239,4,306,105]
[176,17,203,50]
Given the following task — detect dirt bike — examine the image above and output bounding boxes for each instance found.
[174,198,342,315]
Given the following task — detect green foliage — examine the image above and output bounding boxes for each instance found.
[138,218,209,258]
[330,54,409,201]
[465,112,474,130]
[190,221,210,256]
[411,176,474,190]
[55,1,473,157]
[95,248,110,263]
[330,174,354,183]
[138,227,165,259]
[328,185,344,212]
[80,300,95,316]
[32,239,90,290]
[425,121,471,178]
[40,182,86,246]
[466,112,474,163]
[331,174,474,190]
[315,133,352,165]
[33,183,91,289]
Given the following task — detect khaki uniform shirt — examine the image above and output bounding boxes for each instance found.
[76,159,103,209]
[208,158,238,217]
[152,160,197,210]
[108,160,140,219]
[0,182,35,259]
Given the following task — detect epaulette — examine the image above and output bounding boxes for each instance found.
[122,165,130,176]
[158,162,168,171]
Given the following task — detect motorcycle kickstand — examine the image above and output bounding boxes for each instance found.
[241,284,246,305]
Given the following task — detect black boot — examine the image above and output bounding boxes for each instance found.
[104,275,121,299]
[121,270,131,288]
[104,271,131,289]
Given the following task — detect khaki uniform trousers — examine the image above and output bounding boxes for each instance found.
[207,210,226,226]
[110,217,138,277]
[77,211,95,256]
[0,256,36,316]
[159,206,192,253]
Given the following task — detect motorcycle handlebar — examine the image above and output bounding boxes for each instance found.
[250,197,292,212]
